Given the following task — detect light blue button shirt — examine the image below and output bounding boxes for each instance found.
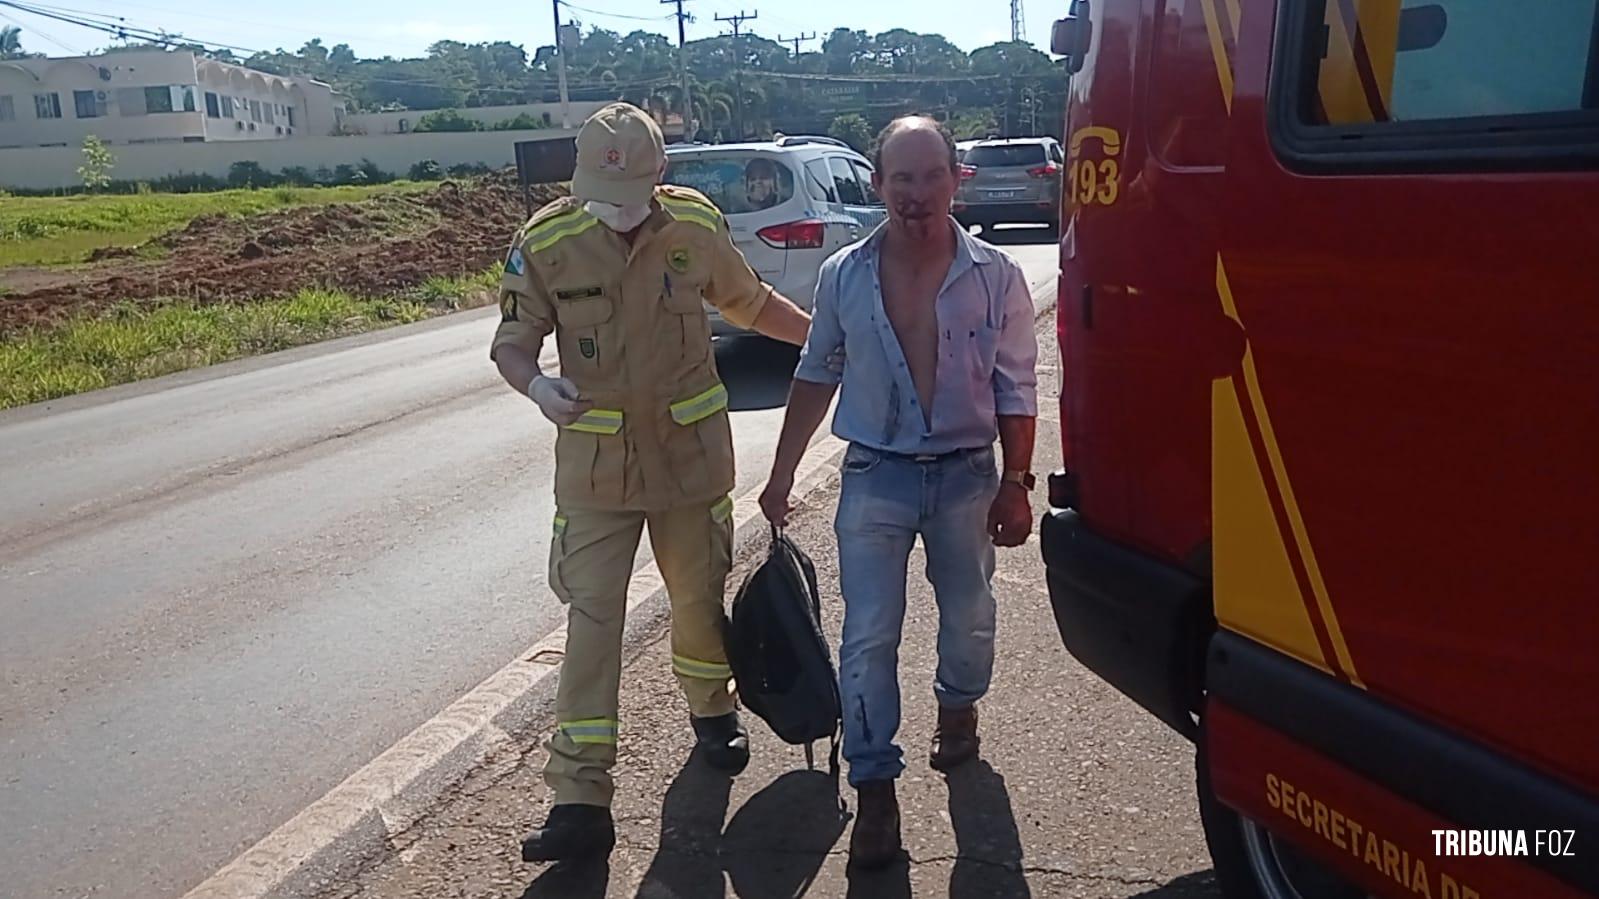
[794,220,1039,454]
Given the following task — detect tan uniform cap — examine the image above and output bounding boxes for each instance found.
[572,102,665,207]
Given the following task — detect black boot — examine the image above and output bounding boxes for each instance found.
[691,711,750,774]
[520,803,615,862]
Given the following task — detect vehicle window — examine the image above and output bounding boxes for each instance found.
[803,158,838,202]
[1049,142,1065,163]
[848,159,883,205]
[965,144,1048,166]
[662,156,796,214]
[828,157,867,205]
[1304,0,1598,125]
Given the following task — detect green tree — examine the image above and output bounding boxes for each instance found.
[828,114,873,154]
[0,25,22,59]
[77,136,115,192]
[414,108,483,132]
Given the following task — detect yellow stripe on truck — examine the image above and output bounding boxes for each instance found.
[1214,257,1364,686]
[1199,0,1235,113]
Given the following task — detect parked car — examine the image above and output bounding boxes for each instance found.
[956,139,979,163]
[664,136,887,336]
[954,137,1065,233]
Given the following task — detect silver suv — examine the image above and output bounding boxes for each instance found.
[664,136,887,337]
[954,137,1065,233]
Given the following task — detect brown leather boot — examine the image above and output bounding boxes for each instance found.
[849,779,902,869]
[930,704,980,772]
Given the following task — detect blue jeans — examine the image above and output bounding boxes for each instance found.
[834,442,999,786]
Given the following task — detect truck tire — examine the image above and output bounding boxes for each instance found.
[1196,719,1372,899]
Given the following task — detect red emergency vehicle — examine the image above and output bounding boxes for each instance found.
[1039,1,1599,897]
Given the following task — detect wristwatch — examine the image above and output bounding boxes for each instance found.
[1002,470,1036,490]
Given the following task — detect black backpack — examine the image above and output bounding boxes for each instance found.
[724,527,842,777]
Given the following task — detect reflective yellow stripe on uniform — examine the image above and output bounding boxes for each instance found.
[710,495,734,523]
[553,514,568,536]
[670,383,729,426]
[526,210,601,253]
[557,717,619,745]
[658,196,720,232]
[672,654,733,680]
[565,409,624,435]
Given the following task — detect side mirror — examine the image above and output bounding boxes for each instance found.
[1396,4,1448,52]
[1051,0,1093,74]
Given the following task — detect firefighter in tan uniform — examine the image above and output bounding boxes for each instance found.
[490,103,814,862]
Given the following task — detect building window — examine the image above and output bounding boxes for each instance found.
[249,100,261,123]
[180,86,197,113]
[264,103,274,124]
[286,106,296,128]
[74,90,107,118]
[34,93,62,119]
[144,86,174,114]
[221,95,234,118]
[0,96,14,123]
[205,91,220,118]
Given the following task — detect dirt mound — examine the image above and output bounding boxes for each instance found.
[1,171,567,334]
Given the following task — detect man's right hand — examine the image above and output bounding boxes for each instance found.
[527,375,593,427]
[759,473,795,527]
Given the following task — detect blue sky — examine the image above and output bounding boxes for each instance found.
[2,0,1060,60]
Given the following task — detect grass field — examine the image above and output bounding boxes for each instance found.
[0,183,428,269]
[0,267,501,410]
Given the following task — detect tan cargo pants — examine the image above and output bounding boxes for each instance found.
[543,496,736,807]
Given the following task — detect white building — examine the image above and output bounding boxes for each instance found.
[0,50,342,149]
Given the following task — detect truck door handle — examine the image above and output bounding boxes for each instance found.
[1082,284,1093,329]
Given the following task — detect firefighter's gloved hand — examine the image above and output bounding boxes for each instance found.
[528,375,593,427]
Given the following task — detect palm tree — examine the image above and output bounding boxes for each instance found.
[1,26,26,60]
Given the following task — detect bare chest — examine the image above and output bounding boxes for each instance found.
[879,255,948,409]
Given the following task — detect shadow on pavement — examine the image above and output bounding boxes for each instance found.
[1128,870,1223,897]
[979,225,1059,246]
[636,747,733,899]
[724,769,849,898]
[623,756,849,899]
[716,336,800,413]
[845,855,912,899]
[523,858,611,899]
[948,760,1030,899]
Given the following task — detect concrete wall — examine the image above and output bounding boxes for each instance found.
[344,101,608,135]
[0,128,572,189]
[0,51,340,149]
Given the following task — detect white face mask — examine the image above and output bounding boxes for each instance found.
[584,200,652,232]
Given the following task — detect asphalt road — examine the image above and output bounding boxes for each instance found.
[0,232,1058,899]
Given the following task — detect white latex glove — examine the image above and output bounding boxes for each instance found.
[527,375,593,427]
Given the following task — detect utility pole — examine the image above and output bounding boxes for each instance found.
[552,0,573,128]
[715,10,756,139]
[662,0,695,142]
[776,31,815,57]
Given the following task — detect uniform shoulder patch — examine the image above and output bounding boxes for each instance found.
[657,184,719,212]
[656,186,722,232]
[525,196,583,229]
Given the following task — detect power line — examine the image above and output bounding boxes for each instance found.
[559,1,673,23]
[0,9,83,54]
[662,0,694,140]
[713,9,754,137]
[775,31,815,56]
[0,0,265,55]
